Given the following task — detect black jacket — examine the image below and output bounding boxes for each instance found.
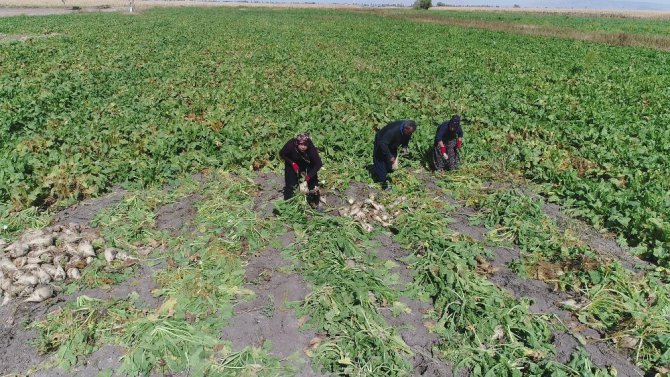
[374,120,413,162]
[279,138,323,181]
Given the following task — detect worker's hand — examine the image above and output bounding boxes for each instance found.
[439,145,447,154]
[391,157,399,171]
[442,153,449,161]
[291,162,299,174]
[456,139,462,150]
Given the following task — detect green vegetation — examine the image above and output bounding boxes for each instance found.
[2,6,667,376]
[413,0,432,10]
[30,172,286,375]
[274,199,413,375]
[1,7,667,267]
[468,188,670,371]
[389,182,615,376]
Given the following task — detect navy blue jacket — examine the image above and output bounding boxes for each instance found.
[374,120,414,162]
[434,121,463,145]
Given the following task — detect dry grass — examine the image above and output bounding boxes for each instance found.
[385,12,670,51]
[0,0,368,9]
[0,0,130,6]
[432,6,670,20]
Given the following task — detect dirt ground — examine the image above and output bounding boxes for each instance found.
[0,1,368,17]
[221,243,325,376]
[0,6,120,17]
[375,233,455,377]
[0,169,651,376]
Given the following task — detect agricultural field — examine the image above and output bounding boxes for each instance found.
[0,6,668,376]
[427,10,670,36]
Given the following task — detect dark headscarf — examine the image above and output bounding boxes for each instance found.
[448,115,461,131]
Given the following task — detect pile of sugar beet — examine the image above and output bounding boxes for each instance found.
[0,224,132,305]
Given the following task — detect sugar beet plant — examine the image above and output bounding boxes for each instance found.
[1,7,668,268]
[389,190,614,376]
[274,199,413,375]
[30,171,291,375]
[472,188,670,372]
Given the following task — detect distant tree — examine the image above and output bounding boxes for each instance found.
[513,4,521,7]
[436,1,445,6]
[413,0,431,10]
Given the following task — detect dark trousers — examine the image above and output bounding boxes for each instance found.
[433,141,459,171]
[284,163,319,206]
[372,143,395,188]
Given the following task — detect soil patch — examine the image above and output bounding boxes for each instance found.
[54,186,126,227]
[155,193,201,233]
[375,234,455,376]
[0,8,75,17]
[62,262,159,308]
[220,247,324,376]
[485,242,642,375]
[31,345,126,377]
[384,11,670,52]
[0,261,158,375]
[254,171,284,219]
[0,302,49,375]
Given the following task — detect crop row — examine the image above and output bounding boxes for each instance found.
[467,187,670,373]
[30,172,293,376]
[1,8,667,268]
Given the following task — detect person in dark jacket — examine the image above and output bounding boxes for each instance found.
[279,133,323,208]
[433,115,463,171]
[372,120,417,190]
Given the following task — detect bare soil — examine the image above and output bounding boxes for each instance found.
[383,11,670,51]
[155,193,201,234]
[0,6,119,17]
[0,8,77,17]
[31,345,126,377]
[254,171,285,219]
[220,243,326,376]
[54,186,126,227]
[375,234,455,377]
[0,302,49,376]
[431,6,670,20]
